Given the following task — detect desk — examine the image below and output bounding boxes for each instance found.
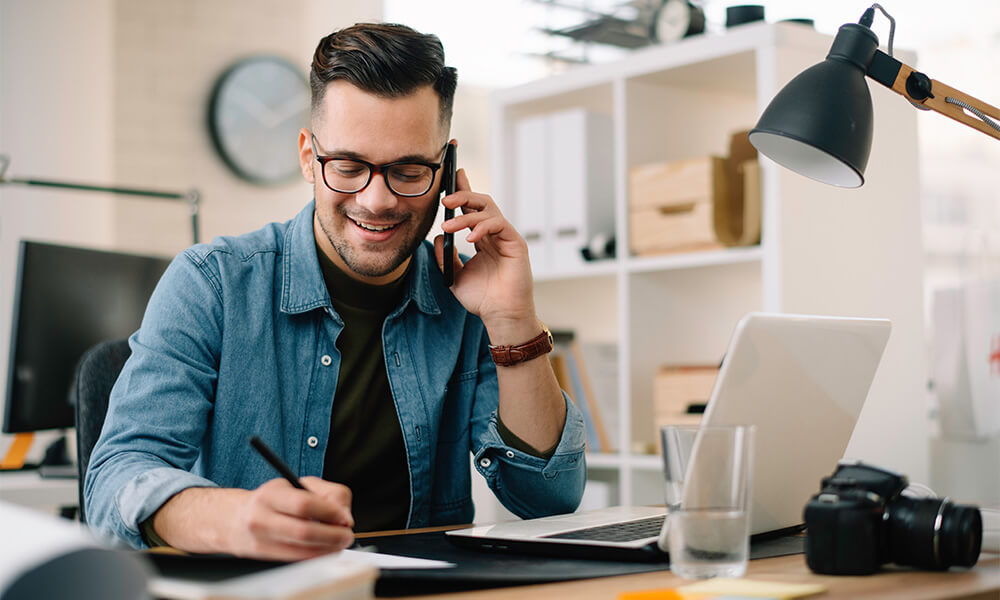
[0,471,78,513]
[407,553,1000,600]
[357,529,1000,600]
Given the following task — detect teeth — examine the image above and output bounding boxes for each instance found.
[352,218,395,232]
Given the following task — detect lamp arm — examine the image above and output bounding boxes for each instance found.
[865,50,1000,141]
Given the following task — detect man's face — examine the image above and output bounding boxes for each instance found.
[300,81,446,285]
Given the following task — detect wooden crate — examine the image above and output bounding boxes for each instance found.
[628,156,727,255]
[652,365,719,451]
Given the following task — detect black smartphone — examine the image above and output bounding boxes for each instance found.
[441,144,457,286]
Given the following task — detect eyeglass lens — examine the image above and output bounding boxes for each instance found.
[324,160,434,196]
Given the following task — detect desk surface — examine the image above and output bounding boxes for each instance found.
[405,553,1000,600]
[356,528,1000,600]
[0,470,78,510]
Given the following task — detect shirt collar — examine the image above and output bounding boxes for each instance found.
[280,200,441,316]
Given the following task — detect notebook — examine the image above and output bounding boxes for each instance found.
[447,313,892,561]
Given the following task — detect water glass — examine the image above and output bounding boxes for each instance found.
[661,425,755,579]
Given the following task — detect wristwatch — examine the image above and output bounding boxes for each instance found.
[489,322,554,367]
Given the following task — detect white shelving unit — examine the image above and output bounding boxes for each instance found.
[489,22,928,508]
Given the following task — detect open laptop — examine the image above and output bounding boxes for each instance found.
[447,313,892,561]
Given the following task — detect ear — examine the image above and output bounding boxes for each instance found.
[298,128,315,184]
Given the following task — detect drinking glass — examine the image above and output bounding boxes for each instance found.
[661,425,755,579]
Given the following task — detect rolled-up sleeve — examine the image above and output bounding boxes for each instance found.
[470,340,587,519]
[84,250,223,549]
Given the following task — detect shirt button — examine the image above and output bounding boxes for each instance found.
[479,457,492,468]
[320,355,332,366]
[307,436,319,448]
[505,450,515,459]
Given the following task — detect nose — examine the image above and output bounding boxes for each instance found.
[354,171,398,214]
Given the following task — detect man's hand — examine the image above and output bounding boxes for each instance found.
[434,168,537,340]
[152,477,355,561]
[433,167,566,452]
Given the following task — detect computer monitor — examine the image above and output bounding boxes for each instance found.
[3,240,171,434]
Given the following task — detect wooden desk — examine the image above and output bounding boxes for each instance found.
[400,553,1000,600]
[357,529,1000,600]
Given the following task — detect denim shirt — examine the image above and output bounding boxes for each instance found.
[84,201,587,549]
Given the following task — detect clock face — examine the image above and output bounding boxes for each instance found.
[209,56,310,185]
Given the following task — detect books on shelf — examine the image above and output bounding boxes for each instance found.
[550,331,618,453]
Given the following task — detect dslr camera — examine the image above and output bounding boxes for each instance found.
[804,461,982,574]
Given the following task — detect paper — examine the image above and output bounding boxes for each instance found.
[678,578,827,599]
[341,548,454,569]
[148,552,376,599]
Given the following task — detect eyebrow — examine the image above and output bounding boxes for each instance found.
[321,147,441,164]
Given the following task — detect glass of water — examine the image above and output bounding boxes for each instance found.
[661,425,755,579]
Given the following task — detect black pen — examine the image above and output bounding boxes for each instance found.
[249,435,306,490]
[249,435,367,549]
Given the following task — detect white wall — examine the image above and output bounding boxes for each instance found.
[0,0,381,464]
[0,0,116,462]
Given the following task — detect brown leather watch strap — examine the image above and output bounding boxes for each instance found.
[489,327,554,367]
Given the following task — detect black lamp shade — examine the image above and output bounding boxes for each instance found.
[749,24,879,188]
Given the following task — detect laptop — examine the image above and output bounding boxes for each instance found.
[447,313,892,561]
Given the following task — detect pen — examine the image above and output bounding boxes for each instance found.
[249,435,362,549]
[249,435,306,490]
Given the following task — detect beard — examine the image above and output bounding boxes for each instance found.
[317,199,440,279]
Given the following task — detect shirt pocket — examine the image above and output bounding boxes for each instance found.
[438,368,477,443]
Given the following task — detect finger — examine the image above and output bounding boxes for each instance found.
[455,167,471,193]
[467,216,509,243]
[442,210,492,233]
[442,190,492,213]
[301,477,352,507]
[433,234,445,271]
[262,485,353,527]
[432,234,464,283]
[262,511,355,548]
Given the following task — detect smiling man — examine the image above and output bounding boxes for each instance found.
[85,23,586,561]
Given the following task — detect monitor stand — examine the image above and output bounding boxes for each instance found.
[38,434,77,479]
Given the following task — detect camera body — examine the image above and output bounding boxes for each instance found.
[804,461,982,575]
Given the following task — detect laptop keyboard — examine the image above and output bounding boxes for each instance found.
[541,515,666,542]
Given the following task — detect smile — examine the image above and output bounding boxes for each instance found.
[350,217,401,232]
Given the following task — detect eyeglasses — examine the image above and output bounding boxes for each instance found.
[311,134,446,198]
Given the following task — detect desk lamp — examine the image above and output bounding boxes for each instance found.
[748,3,1000,187]
[0,154,201,244]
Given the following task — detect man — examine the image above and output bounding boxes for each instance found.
[85,23,586,561]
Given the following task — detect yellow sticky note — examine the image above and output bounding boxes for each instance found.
[677,578,827,599]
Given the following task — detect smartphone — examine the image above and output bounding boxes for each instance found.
[441,144,457,286]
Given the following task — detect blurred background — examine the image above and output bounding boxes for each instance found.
[2,0,998,518]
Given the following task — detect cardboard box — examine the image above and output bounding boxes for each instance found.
[652,366,719,449]
[628,156,727,255]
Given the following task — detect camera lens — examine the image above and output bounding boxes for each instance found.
[887,497,982,569]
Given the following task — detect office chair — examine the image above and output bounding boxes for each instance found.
[70,338,131,524]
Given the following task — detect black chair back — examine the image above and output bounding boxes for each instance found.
[70,338,131,524]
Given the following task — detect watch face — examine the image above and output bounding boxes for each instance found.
[209,56,310,185]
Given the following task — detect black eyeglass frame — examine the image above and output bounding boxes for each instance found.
[310,133,448,198]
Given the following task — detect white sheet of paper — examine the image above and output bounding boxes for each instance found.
[341,549,454,569]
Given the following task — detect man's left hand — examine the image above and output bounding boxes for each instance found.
[433,168,537,336]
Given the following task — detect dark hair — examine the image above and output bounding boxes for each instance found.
[310,23,458,129]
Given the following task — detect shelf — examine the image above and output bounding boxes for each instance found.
[626,246,762,274]
[534,247,763,283]
[535,259,618,282]
[586,452,663,472]
[585,452,625,469]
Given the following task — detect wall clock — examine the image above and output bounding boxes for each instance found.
[208,56,310,185]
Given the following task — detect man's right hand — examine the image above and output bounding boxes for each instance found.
[151,477,355,561]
